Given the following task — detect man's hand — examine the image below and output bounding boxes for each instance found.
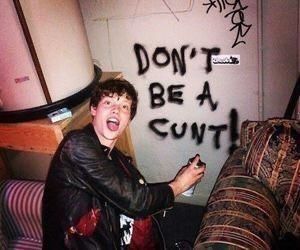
[168,154,206,197]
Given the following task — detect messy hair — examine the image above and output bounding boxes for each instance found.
[90,78,138,120]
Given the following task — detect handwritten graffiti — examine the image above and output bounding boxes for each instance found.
[148,80,238,151]
[133,43,239,153]
[134,43,221,75]
[148,111,238,151]
[148,114,236,150]
[229,108,239,154]
[201,48,221,73]
[149,82,185,108]
[196,81,218,111]
[203,0,252,48]
[149,81,218,111]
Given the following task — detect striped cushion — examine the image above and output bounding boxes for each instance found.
[0,179,44,245]
[194,148,280,250]
[245,119,300,237]
[8,237,42,250]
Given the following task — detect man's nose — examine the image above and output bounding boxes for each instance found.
[112,104,120,113]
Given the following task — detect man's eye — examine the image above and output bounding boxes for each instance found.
[105,101,111,105]
[122,105,129,110]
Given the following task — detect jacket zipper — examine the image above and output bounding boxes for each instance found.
[105,201,118,250]
[152,215,167,250]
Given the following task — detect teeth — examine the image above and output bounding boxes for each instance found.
[107,118,119,124]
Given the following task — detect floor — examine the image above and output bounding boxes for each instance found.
[156,202,205,249]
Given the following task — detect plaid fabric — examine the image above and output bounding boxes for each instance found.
[240,120,267,148]
[194,148,280,250]
[245,119,300,237]
[0,179,44,249]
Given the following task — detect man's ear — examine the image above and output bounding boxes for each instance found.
[90,105,96,116]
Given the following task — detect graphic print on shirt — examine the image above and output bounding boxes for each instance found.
[120,214,134,246]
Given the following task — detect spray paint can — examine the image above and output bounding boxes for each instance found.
[182,157,205,197]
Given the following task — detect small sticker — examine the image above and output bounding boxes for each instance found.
[15,76,30,83]
[212,55,240,65]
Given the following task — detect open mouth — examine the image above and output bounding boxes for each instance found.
[107,117,120,131]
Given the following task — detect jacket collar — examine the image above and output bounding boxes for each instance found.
[83,123,111,156]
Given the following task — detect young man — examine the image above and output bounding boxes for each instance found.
[42,79,206,249]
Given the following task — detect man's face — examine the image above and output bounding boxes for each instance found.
[91,93,132,148]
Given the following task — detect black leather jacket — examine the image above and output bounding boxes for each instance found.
[42,124,174,249]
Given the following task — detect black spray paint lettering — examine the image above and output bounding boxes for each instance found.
[171,122,188,138]
[134,41,239,152]
[191,123,206,144]
[134,43,220,76]
[148,117,233,149]
[196,81,218,111]
[208,124,228,149]
[148,109,238,150]
[203,0,252,48]
[201,47,220,73]
[149,81,218,111]
[147,79,239,150]
[228,108,239,154]
[149,82,185,108]
[149,82,165,108]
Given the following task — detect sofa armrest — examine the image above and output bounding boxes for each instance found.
[240,120,267,148]
[194,147,280,250]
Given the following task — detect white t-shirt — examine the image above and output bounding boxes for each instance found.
[120,214,134,246]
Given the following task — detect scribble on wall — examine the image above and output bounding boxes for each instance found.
[203,0,252,48]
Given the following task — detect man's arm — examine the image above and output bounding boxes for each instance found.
[63,132,174,217]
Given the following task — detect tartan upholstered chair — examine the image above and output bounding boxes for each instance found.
[194,118,300,249]
[0,179,44,249]
[194,79,300,249]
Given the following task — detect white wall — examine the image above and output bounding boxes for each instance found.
[80,0,262,205]
[79,0,299,205]
[6,0,298,206]
[261,0,299,119]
